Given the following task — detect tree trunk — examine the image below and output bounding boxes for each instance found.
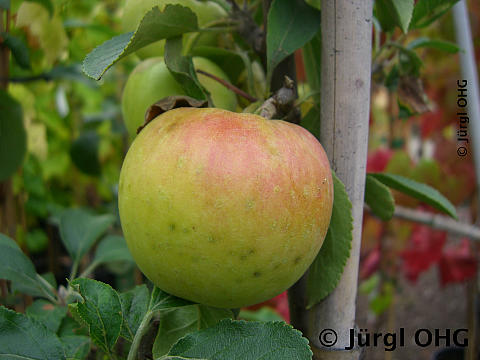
[309,1,373,359]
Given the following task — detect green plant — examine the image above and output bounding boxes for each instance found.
[121,0,228,59]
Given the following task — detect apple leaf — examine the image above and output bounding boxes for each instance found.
[375,0,414,33]
[69,278,123,355]
[302,29,321,105]
[162,319,312,360]
[119,285,150,342]
[0,306,66,359]
[150,286,195,313]
[83,5,199,80]
[0,233,55,299]
[1,33,30,69]
[266,0,321,80]
[406,37,460,53]
[26,299,68,333]
[60,335,91,360]
[165,36,208,101]
[409,0,459,30]
[59,208,115,268]
[153,305,234,358]
[92,235,134,267]
[307,173,353,308]
[0,89,26,181]
[369,172,457,219]
[365,174,395,221]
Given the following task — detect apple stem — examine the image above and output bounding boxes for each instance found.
[196,69,258,102]
[257,76,300,123]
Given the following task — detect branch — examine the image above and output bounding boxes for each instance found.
[392,206,480,241]
[196,69,257,102]
[0,74,53,83]
[227,0,265,63]
[258,76,300,123]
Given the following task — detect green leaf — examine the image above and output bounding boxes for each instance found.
[302,29,321,105]
[26,0,53,17]
[307,173,353,308]
[1,33,30,68]
[406,37,460,53]
[119,285,150,342]
[0,89,26,181]
[26,299,68,333]
[69,278,123,354]
[389,43,423,76]
[93,234,134,266]
[58,314,87,337]
[59,208,115,266]
[70,131,101,176]
[83,5,199,80]
[266,0,321,78]
[165,36,207,100]
[153,305,233,358]
[0,306,66,359]
[300,106,320,139]
[0,233,54,299]
[197,305,233,329]
[369,172,458,219]
[60,335,90,360]
[365,174,395,221]
[150,286,195,313]
[164,319,312,360]
[375,0,414,33]
[409,0,459,29]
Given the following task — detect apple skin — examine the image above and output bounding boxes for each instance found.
[118,107,334,308]
[121,57,237,138]
[121,0,227,59]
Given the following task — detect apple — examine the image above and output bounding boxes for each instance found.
[121,0,227,59]
[118,107,334,308]
[121,56,237,138]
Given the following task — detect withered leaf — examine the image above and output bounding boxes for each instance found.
[137,96,208,135]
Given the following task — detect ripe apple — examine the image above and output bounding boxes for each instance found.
[121,0,227,59]
[121,57,237,138]
[118,107,334,308]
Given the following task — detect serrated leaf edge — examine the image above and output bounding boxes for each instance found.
[306,173,353,308]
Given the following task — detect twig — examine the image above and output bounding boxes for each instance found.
[227,0,265,63]
[392,205,480,241]
[196,69,257,102]
[257,76,299,122]
[0,74,52,83]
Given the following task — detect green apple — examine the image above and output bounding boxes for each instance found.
[121,56,237,138]
[118,108,334,308]
[121,0,227,59]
